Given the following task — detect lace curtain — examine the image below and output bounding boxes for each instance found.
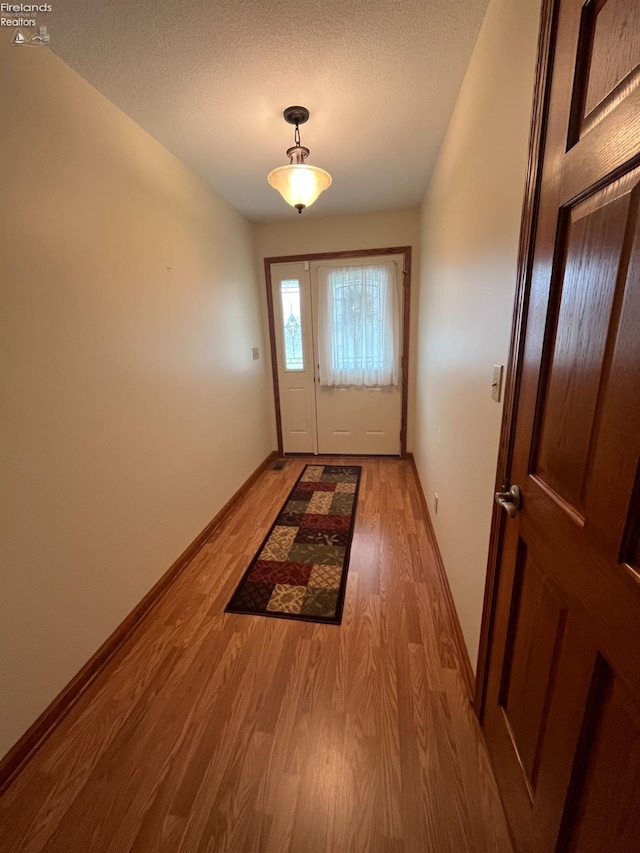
[317,263,400,387]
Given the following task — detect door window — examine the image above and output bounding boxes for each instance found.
[317,263,400,386]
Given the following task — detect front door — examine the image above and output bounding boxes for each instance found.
[270,255,404,456]
[482,1,640,852]
[311,256,403,455]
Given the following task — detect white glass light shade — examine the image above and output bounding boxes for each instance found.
[267,164,332,210]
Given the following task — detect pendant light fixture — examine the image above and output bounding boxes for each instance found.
[267,106,332,213]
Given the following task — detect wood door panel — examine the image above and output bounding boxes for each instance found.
[534,171,638,516]
[570,0,640,140]
[562,87,640,203]
[584,192,640,560]
[519,507,640,708]
[484,560,601,853]
[559,665,640,852]
[482,0,640,850]
[499,542,566,791]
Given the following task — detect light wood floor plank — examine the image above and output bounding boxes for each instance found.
[0,458,512,852]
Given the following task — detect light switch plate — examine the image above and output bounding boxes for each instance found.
[252,347,260,360]
[492,364,503,402]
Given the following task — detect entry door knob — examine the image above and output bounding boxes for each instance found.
[495,485,521,518]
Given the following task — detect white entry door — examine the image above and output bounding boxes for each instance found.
[271,256,403,456]
[311,256,402,455]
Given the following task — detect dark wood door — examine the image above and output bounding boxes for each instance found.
[482,1,640,851]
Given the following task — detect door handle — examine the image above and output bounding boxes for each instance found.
[495,485,521,518]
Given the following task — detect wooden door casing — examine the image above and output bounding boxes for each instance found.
[480,1,640,852]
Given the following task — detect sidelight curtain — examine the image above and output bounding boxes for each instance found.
[317,263,400,387]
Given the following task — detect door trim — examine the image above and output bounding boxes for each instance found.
[475,0,558,718]
[264,246,412,458]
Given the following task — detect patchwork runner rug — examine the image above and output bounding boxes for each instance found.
[225,464,361,624]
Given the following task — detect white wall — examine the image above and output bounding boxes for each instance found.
[253,209,420,448]
[0,45,274,757]
[413,0,542,669]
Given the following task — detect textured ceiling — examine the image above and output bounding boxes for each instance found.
[50,0,489,220]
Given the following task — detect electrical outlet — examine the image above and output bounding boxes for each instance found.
[252,347,260,360]
[434,493,439,514]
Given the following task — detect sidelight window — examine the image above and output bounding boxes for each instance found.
[280,279,304,370]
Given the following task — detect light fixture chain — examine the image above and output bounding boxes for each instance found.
[294,123,301,147]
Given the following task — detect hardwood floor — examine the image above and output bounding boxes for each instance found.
[0,458,513,852]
